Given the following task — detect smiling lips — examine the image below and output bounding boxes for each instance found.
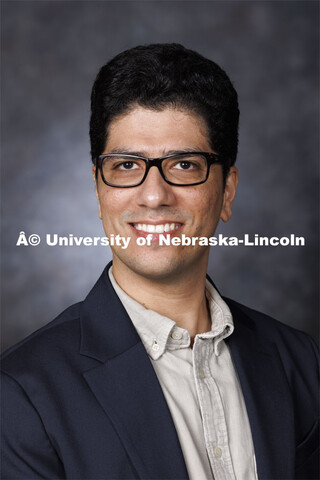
[132,223,182,234]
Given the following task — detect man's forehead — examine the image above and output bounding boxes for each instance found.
[103,106,211,155]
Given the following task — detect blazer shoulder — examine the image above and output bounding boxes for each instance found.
[227,296,316,339]
[1,302,83,375]
[225,297,319,365]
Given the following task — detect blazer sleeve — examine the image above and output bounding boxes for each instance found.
[1,371,65,479]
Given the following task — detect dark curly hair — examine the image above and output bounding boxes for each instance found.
[90,43,239,182]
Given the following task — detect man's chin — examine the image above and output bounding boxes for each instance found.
[112,249,193,283]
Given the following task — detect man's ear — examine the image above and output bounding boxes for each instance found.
[220,166,238,222]
[92,166,102,220]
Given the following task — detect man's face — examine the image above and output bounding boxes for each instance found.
[94,106,238,282]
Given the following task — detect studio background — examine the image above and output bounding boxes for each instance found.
[1,0,319,352]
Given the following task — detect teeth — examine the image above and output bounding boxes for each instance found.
[134,223,181,233]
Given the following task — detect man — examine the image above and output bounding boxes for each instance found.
[1,44,318,480]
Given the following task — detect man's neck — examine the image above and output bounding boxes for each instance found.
[112,259,212,342]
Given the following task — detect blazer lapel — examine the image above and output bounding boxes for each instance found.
[80,264,188,480]
[225,299,295,480]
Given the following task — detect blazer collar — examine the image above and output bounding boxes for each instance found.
[79,262,189,479]
[79,262,141,362]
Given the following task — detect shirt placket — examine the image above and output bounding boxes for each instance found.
[193,336,236,480]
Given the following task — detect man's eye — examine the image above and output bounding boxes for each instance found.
[174,161,196,170]
[116,161,139,170]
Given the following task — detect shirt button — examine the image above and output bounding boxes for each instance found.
[152,341,160,352]
[170,330,182,340]
[199,369,205,379]
[214,446,222,458]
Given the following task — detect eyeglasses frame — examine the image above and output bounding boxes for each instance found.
[94,151,222,188]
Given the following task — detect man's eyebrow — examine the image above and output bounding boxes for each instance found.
[105,147,204,157]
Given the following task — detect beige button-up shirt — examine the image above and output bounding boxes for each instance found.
[109,268,258,480]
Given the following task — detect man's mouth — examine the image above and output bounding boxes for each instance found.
[131,223,182,234]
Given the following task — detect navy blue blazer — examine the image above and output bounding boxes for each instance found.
[1,264,319,479]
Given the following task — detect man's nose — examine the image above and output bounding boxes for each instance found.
[137,166,175,208]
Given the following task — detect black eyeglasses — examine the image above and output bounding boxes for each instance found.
[94,152,221,188]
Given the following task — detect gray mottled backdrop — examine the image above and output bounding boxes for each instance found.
[1,0,319,352]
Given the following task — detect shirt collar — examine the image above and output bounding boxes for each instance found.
[108,267,233,359]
